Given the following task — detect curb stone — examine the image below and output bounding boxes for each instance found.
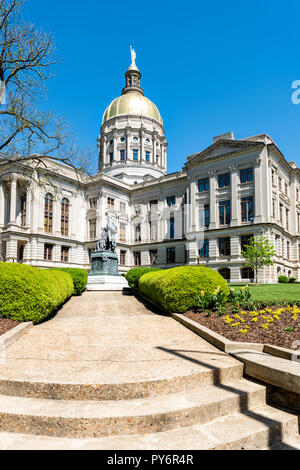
[0,322,33,352]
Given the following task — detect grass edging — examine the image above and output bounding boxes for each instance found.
[0,322,33,352]
[171,313,300,361]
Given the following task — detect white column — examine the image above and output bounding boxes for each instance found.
[9,176,17,225]
[209,171,217,229]
[230,166,239,226]
[190,177,196,231]
[126,129,130,161]
[0,182,4,227]
[103,135,107,166]
[25,185,31,227]
[113,132,118,163]
[140,128,144,163]
[254,162,262,223]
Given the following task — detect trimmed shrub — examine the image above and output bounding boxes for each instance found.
[288,277,297,283]
[278,275,289,284]
[51,267,88,295]
[0,262,73,323]
[139,266,228,313]
[125,267,161,291]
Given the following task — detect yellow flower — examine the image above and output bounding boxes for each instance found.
[240,329,248,334]
[251,317,258,322]
[200,290,205,297]
[231,322,240,327]
[261,323,269,329]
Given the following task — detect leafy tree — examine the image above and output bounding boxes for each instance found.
[241,235,276,284]
[0,0,92,172]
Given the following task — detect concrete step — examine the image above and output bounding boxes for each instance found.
[0,362,243,400]
[0,405,298,450]
[272,436,300,450]
[0,379,266,438]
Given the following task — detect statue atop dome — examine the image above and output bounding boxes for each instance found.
[130,45,136,67]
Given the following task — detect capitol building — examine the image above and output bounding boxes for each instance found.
[0,51,299,283]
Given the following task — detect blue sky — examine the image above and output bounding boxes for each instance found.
[23,0,300,174]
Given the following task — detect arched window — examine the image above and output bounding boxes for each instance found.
[135,223,141,242]
[218,268,230,280]
[44,193,53,233]
[20,193,26,227]
[61,198,69,236]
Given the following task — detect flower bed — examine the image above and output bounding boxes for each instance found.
[0,318,20,336]
[184,286,300,349]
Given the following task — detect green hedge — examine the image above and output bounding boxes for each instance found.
[125,267,161,291]
[138,266,228,313]
[51,267,88,295]
[0,262,74,323]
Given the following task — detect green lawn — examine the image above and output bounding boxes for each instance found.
[229,283,300,304]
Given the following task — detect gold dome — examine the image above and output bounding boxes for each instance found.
[102,92,163,125]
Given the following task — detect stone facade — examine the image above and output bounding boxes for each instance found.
[0,59,299,283]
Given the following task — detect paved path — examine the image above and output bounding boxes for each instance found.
[0,291,299,450]
[0,291,240,391]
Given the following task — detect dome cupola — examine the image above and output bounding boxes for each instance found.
[98,48,167,185]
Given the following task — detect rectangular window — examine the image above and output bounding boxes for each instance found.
[199,240,209,258]
[167,195,176,207]
[287,241,290,260]
[166,247,176,264]
[61,246,69,263]
[120,250,126,266]
[120,201,126,214]
[150,220,158,241]
[218,173,230,188]
[271,168,276,185]
[145,151,150,162]
[272,198,276,217]
[279,203,283,224]
[279,177,282,191]
[241,197,254,222]
[20,193,26,227]
[198,178,209,192]
[285,182,288,195]
[286,208,289,230]
[110,152,113,163]
[199,204,210,228]
[44,244,53,261]
[120,149,125,161]
[133,251,141,266]
[133,149,138,161]
[241,234,253,251]
[240,167,254,183]
[89,219,96,240]
[107,197,115,209]
[169,216,175,239]
[219,200,231,225]
[120,223,126,242]
[149,249,158,265]
[219,237,231,256]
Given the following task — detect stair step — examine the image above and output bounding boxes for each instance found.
[0,363,243,400]
[0,405,297,450]
[0,379,265,438]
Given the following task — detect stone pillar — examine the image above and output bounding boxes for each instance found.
[126,129,130,161]
[140,128,144,163]
[230,166,239,227]
[209,170,217,229]
[113,131,117,163]
[152,135,156,165]
[0,182,4,227]
[25,185,31,227]
[254,161,263,223]
[190,178,196,231]
[9,176,17,225]
[103,135,107,166]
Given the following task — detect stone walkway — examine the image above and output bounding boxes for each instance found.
[0,291,299,449]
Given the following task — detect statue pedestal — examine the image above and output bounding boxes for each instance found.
[86,250,130,291]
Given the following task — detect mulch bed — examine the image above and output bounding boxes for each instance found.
[0,318,20,336]
[184,307,300,350]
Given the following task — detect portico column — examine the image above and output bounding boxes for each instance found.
[254,161,262,223]
[140,128,144,163]
[25,184,31,227]
[230,166,239,227]
[113,131,117,163]
[103,135,107,166]
[9,176,17,225]
[190,177,196,231]
[209,170,217,229]
[152,135,156,165]
[126,129,130,161]
[0,182,4,227]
